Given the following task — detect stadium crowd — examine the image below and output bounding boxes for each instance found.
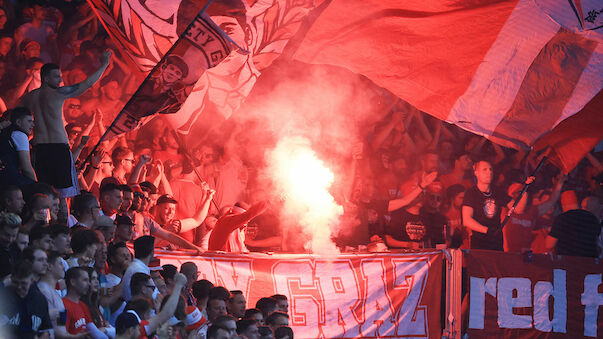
[0,0,601,338]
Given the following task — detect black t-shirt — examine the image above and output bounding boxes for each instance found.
[387,209,444,248]
[0,245,18,279]
[462,185,511,251]
[0,283,52,338]
[419,207,447,247]
[550,209,602,258]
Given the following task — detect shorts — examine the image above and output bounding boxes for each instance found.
[33,143,80,198]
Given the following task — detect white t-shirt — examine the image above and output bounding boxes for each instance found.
[11,130,29,151]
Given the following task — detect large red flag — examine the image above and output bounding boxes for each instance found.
[293,0,603,167]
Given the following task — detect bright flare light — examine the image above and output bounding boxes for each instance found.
[268,136,342,254]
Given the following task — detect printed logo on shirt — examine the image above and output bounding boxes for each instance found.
[405,221,426,240]
[31,315,41,331]
[483,198,496,218]
[74,317,86,329]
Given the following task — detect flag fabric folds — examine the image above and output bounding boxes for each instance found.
[293,0,602,167]
[88,0,322,137]
[103,10,232,140]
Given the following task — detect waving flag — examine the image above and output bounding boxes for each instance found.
[293,0,602,160]
[102,8,233,140]
[88,0,323,136]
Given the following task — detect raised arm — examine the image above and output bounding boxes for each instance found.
[148,273,188,334]
[180,188,214,232]
[60,50,111,98]
[152,225,203,253]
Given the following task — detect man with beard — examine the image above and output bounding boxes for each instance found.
[21,51,111,199]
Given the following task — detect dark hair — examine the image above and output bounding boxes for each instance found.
[160,264,178,282]
[100,183,121,197]
[270,294,287,302]
[19,246,43,262]
[12,260,33,278]
[237,319,256,334]
[29,224,50,244]
[26,57,43,70]
[229,290,243,302]
[65,267,86,289]
[70,229,100,255]
[115,312,140,335]
[243,308,262,319]
[119,184,133,193]
[255,297,277,318]
[207,325,230,339]
[46,250,62,266]
[130,272,151,297]
[446,184,465,202]
[192,279,214,300]
[40,63,59,82]
[209,286,230,301]
[81,267,103,327]
[133,235,154,259]
[107,241,128,267]
[213,315,236,327]
[8,107,32,125]
[266,311,289,326]
[22,182,58,200]
[125,298,152,319]
[48,224,70,238]
[180,261,197,274]
[274,326,294,339]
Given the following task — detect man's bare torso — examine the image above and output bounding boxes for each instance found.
[22,87,69,144]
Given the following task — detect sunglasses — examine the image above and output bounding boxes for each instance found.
[68,104,81,109]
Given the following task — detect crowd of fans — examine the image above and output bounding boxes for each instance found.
[0,0,601,338]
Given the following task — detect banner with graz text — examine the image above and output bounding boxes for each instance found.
[154,249,443,338]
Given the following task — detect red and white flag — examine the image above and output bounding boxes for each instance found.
[294,0,602,163]
[88,0,323,135]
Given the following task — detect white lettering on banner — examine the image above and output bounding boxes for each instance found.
[273,261,321,338]
[468,277,497,329]
[214,260,254,297]
[581,274,603,338]
[315,260,362,338]
[498,278,532,328]
[470,270,569,333]
[359,259,396,337]
[534,269,566,333]
[393,259,429,337]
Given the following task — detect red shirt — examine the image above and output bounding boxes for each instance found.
[62,298,92,334]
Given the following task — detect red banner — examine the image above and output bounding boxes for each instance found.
[155,249,443,338]
[465,250,603,338]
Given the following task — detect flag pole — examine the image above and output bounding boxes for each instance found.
[78,0,217,172]
[499,154,548,230]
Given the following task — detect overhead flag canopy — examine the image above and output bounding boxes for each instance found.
[293,0,602,169]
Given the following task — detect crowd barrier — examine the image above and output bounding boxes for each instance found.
[153,248,603,338]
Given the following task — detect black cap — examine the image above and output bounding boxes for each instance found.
[157,194,178,205]
[116,312,140,335]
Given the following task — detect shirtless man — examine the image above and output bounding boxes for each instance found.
[21,50,111,199]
